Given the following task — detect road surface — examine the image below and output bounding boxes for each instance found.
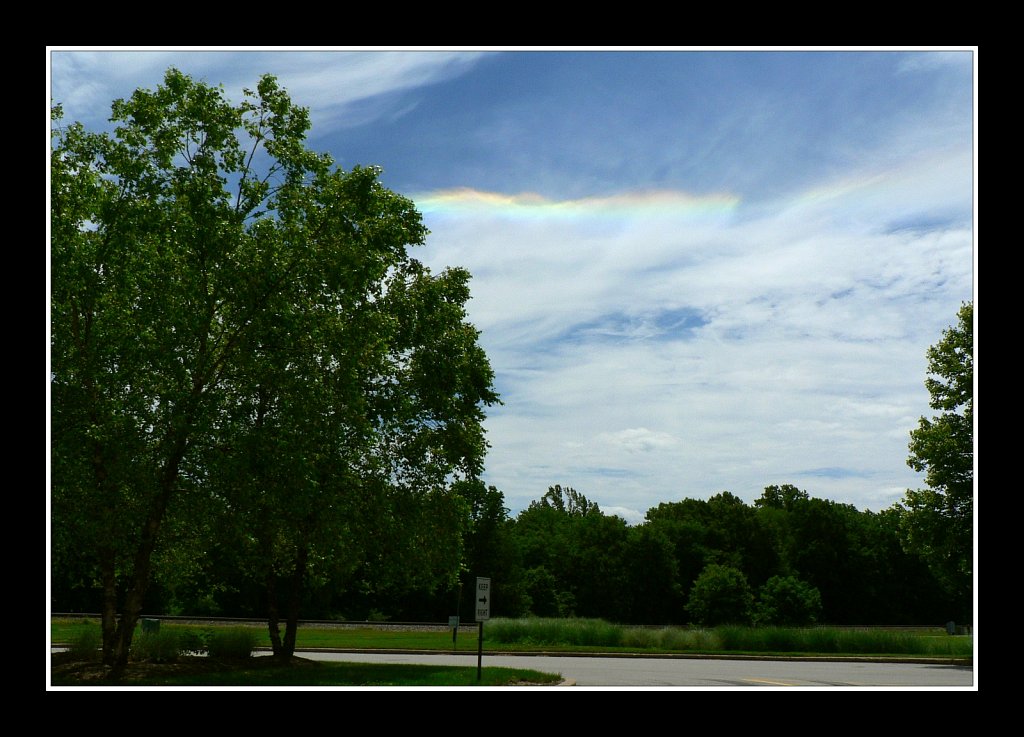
[294,650,975,688]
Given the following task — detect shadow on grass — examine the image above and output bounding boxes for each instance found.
[50,653,562,687]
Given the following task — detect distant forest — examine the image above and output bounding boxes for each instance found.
[53,482,969,627]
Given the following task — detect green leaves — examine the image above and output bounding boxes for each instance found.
[685,564,754,626]
[897,302,973,616]
[51,69,499,655]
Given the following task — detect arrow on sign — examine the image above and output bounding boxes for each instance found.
[478,596,488,604]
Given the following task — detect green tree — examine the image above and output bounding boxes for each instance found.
[622,524,681,624]
[898,302,973,620]
[51,69,498,670]
[512,486,628,620]
[704,492,779,589]
[565,512,630,621]
[685,564,753,626]
[522,566,561,617]
[753,575,822,626]
[785,497,873,623]
[643,499,716,616]
[406,480,530,622]
[534,484,601,517]
[754,484,810,511]
[858,508,948,624]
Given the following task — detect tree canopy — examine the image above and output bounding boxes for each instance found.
[51,69,498,669]
[899,301,974,620]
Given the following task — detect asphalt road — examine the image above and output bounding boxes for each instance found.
[294,651,975,688]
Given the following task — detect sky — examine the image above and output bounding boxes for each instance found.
[48,48,976,524]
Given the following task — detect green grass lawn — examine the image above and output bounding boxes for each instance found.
[50,619,652,655]
[51,620,486,653]
[50,657,562,687]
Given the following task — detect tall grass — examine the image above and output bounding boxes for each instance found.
[487,618,972,657]
[131,628,185,663]
[488,618,624,647]
[620,626,720,651]
[716,626,972,656]
[68,624,102,661]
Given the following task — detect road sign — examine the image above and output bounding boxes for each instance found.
[475,577,491,621]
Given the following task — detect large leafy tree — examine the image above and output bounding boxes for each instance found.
[51,69,497,670]
[533,484,601,517]
[898,301,974,620]
[642,499,717,614]
[511,486,607,618]
[449,481,530,620]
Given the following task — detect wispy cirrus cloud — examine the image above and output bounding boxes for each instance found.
[414,145,972,519]
[49,49,490,135]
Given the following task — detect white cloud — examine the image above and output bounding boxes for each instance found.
[423,151,972,516]
[48,49,489,134]
[896,50,974,74]
[598,428,682,454]
[601,506,646,526]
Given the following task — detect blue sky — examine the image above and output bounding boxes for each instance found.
[48,48,976,523]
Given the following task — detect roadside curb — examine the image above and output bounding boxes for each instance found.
[286,647,971,667]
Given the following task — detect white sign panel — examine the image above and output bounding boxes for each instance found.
[475,577,491,621]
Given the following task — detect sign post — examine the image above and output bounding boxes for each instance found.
[449,615,460,651]
[475,577,491,682]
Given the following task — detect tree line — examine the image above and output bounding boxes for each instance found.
[54,480,966,628]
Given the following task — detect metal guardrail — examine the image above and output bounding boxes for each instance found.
[50,613,480,630]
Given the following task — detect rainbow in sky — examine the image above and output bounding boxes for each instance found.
[413,146,970,234]
[414,187,742,225]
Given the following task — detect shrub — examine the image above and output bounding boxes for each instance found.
[206,627,258,659]
[523,567,560,618]
[177,628,207,655]
[754,576,823,626]
[131,629,183,663]
[686,564,754,626]
[68,626,101,662]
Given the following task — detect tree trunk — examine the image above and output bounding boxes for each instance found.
[280,545,308,659]
[99,546,118,666]
[92,433,119,666]
[260,501,286,658]
[107,434,190,677]
[110,599,140,676]
[266,568,284,657]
